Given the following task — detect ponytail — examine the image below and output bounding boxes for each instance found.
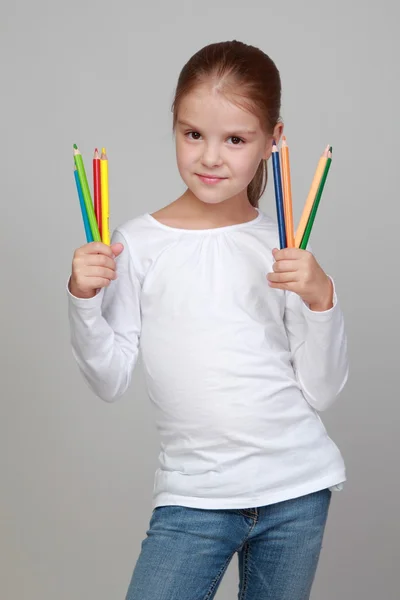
[247,159,267,208]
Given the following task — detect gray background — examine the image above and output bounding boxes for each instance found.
[1,1,398,598]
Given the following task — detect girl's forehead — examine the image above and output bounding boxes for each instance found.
[178,85,260,129]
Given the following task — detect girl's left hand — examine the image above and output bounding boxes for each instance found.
[267,248,333,311]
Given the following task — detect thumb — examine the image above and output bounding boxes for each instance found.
[111,242,124,257]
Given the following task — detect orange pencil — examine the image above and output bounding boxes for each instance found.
[295,145,330,248]
[280,136,295,247]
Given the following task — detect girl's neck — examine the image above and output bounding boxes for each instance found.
[163,189,258,228]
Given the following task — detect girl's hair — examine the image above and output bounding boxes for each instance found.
[172,40,282,208]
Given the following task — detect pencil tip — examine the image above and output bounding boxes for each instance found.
[73,144,78,149]
[102,147,106,154]
[329,145,332,152]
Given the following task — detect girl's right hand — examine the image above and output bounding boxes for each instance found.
[69,241,124,299]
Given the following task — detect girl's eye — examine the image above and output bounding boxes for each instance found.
[187,131,201,140]
[185,132,244,145]
[228,136,244,145]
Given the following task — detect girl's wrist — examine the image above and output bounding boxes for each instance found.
[308,277,334,312]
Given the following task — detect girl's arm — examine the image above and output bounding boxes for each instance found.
[283,278,349,411]
[267,246,348,412]
[67,229,141,402]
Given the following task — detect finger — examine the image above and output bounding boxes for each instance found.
[267,280,297,292]
[85,253,116,271]
[87,277,114,289]
[267,271,298,284]
[83,242,116,257]
[273,248,308,261]
[85,266,118,280]
[111,242,124,257]
[272,259,299,273]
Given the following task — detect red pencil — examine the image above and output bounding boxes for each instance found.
[93,148,102,237]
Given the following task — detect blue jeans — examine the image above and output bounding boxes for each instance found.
[125,488,332,600]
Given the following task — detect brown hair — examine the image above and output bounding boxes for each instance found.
[172,40,282,207]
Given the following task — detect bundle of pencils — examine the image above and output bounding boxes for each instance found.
[271,136,332,249]
[73,144,110,244]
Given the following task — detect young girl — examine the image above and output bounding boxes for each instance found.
[68,40,348,600]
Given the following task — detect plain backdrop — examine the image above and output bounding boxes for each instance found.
[1,1,399,598]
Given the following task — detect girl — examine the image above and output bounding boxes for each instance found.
[68,40,348,600]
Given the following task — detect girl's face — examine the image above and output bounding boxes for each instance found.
[175,84,275,206]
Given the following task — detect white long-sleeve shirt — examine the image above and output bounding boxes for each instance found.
[67,209,348,510]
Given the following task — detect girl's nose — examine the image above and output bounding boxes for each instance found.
[201,143,223,168]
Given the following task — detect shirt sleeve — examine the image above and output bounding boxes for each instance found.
[66,228,141,402]
[283,276,349,411]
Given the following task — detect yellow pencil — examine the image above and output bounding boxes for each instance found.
[295,145,330,248]
[100,147,110,245]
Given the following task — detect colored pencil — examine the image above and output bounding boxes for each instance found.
[93,148,102,238]
[271,140,286,249]
[100,147,110,245]
[74,167,93,242]
[73,144,101,242]
[300,147,332,249]
[280,136,295,247]
[295,145,330,248]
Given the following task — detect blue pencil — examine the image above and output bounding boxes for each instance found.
[271,141,286,249]
[74,167,93,243]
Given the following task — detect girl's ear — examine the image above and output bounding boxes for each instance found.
[262,122,284,160]
[273,121,284,145]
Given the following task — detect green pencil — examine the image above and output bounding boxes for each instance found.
[73,144,101,242]
[300,147,332,249]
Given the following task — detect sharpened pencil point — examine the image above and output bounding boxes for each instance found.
[73,144,78,149]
